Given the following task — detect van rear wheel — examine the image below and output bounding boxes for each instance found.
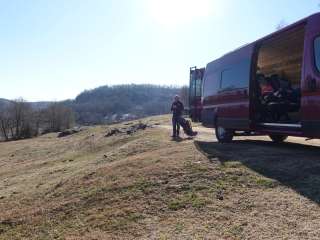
[269,134,288,143]
[215,125,234,143]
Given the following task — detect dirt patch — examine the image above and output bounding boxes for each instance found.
[57,127,84,138]
[105,123,151,137]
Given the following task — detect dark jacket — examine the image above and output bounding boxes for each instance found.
[171,100,184,117]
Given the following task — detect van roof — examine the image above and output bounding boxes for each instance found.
[206,12,320,69]
[253,12,316,44]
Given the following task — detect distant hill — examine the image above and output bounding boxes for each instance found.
[29,101,52,110]
[69,84,181,125]
[0,98,10,104]
[0,98,51,110]
[1,84,183,125]
[0,98,11,110]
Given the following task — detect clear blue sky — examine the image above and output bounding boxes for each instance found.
[0,0,319,101]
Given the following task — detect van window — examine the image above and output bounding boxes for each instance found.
[195,78,202,97]
[203,71,220,98]
[315,36,320,72]
[220,60,251,91]
[190,71,202,98]
[190,76,195,97]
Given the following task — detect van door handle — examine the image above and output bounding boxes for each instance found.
[307,76,317,91]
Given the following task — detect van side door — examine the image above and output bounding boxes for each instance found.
[216,58,252,130]
[302,14,320,137]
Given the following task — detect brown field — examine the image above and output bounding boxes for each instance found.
[1,115,320,239]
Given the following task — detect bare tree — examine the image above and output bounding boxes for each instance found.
[0,99,42,141]
[0,108,10,141]
[6,98,34,139]
[13,99,25,138]
[32,109,43,135]
[0,99,75,141]
[43,102,74,132]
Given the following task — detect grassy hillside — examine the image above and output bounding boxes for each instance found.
[1,115,320,239]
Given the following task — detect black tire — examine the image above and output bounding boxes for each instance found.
[215,124,234,143]
[269,134,288,143]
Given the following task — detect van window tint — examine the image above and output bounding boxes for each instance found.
[220,60,251,91]
[315,37,320,72]
[203,71,220,98]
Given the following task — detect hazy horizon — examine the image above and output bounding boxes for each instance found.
[1,0,319,101]
[1,83,183,102]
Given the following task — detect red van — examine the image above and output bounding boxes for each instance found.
[190,13,320,143]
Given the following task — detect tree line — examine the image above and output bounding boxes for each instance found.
[69,84,184,125]
[0,84,189,141]
[0,99,74,141]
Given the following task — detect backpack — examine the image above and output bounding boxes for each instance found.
[179,118,197,136]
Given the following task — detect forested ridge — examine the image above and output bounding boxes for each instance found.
[0,84,185,130]
[66,84,182,124]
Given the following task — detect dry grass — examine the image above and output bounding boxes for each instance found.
[1,115,320,239]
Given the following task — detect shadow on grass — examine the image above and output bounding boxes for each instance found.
[195,139,320,204]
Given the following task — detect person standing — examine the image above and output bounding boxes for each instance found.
[171,95,184,138]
